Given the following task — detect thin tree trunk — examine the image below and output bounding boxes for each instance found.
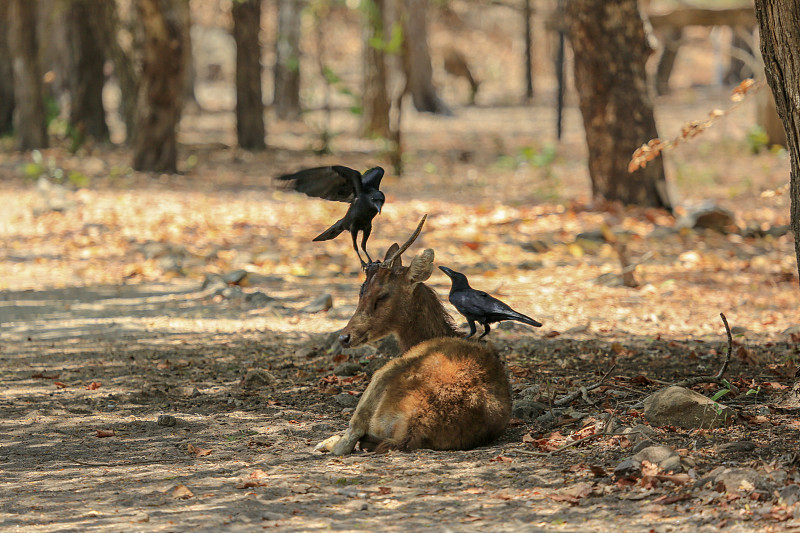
[66,0,110,141]
[91,1,139,143]
[655,27,681,96]
[401,0,451,115]
[177,0,197,107]
[8,0,48,150]
[754,1,800,285]
[567,0,671,210]
[232,0,266,150]
[0,2,15,136]
[274,0,302,120]
[132,0,185,172]
[360,0,391,137]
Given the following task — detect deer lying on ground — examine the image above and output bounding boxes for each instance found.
[317,216,511,455]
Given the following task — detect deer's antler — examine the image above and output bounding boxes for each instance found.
[382,214,427,269]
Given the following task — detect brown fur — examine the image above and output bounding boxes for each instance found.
[320,247,512,456]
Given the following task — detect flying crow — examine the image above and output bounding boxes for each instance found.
[275,165,385,265]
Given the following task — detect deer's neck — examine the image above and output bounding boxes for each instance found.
[394,284,460,352]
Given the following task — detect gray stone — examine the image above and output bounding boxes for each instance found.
[713,467,771,493]
[157,414,176,427]
[222,269,249,285]
[623,424,657,444]
[717,441,756,454]
[333,362,363,377]
[613,459,642,480]
[300,294,333,313]
[241,369,276,389]
[643,385,736,429]
[334,393,359,408]
[779,484,800,506]
[245,291,274,307]
[512,399,547,420]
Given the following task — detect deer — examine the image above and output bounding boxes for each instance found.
[443,47,480,105]
[316,215,511,455]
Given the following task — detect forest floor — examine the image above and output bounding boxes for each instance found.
[2,83,800,532]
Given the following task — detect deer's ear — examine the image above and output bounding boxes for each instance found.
[384,243,400,265]
[408,249,434,285]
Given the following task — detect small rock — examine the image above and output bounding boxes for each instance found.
[241,369,276,389]
[677,202,738,234]
[634,446,679,469]
[261,512,286,521]
[643,385,735,429]
[713,467,771,493]
[245,291,274,307]
[202,273,227,291]
[613,459,642,480]
[623,424,657,444]
[333,362,363,377]
[133,512,150,523]
[334,393,359,408]
[217,286,244,299]
[157,414,176,427]
[300,294,333,313]
[717,441,756,454]
[779,484,800,506]
[521,240,551,253]
[222,269,249,285]
[512,399,546,420]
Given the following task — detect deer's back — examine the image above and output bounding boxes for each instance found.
[366,337,511,452]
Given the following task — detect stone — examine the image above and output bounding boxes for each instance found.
[779,484,800,506]
[222,269,249,285]
[713,467,771,493]
[512,399,546,421]
[613,459,642,480]
[333,362,363,377]
[300,294,333,313]
[241,370,276,389]
[245,291,274,307]
[643,385,735,429]
[622,424,657,446]
[334,393,359,408]
[716,441,756,454]
[157,414,176,427]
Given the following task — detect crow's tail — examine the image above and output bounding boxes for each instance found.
[312,220,345,242]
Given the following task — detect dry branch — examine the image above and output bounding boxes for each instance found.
[673,312,733,388]
[554,364,617,407]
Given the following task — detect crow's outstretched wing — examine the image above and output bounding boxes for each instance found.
[274,166,363,203]
[360,167,385,193]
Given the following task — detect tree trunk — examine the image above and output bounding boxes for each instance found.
[360,0,391,137]
[0,2,15,136]
[132,0,185,172]
[8,0,48,150]
[91,1,139,143]
[232,0,266,150]
[401,0,451,115]
[754,1,800,285]
[655,27,682,96]
[177,0,197,107]
[567,0,671,210]
[274,0,302,120]
[66,0,110,141]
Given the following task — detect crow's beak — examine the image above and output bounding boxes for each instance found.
[438,266,454,278]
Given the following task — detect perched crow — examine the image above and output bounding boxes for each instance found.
[275,166,385,265]
[439,266,542,339]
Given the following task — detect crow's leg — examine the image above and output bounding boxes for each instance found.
[351,230,366,267]
[478,323,491,340]
[360,225,373,263]
[466,320,477,338]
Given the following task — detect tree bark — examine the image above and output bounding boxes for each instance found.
[360,0,391,137]
[8,0,48,150]
[232,0,266,150]
[567,0,671,210]
[0,2,15,136]
[132,0,185,172]
[66,0,110,141]
[401,0,451,115]
[753,1,800,284]
[274,0,302,120]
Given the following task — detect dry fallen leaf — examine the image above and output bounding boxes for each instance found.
[54,381,68,389]
[86,381,102,390]
[171,484,194,499]
[96,429,115,438]
[186,443,212,457]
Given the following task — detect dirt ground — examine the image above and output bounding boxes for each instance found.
[3,4,800,531]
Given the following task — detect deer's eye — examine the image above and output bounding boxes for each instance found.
[373,293,389,310]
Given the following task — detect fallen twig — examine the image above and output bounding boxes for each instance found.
[673,312,732,388]
[554,364,617,407]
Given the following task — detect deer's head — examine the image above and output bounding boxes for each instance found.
[339,215,448,350]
